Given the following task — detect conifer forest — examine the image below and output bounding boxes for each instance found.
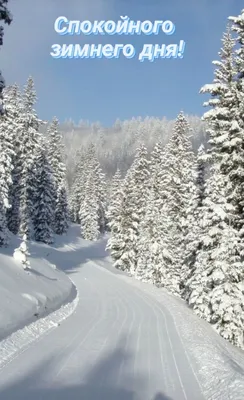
[1,2,244,355]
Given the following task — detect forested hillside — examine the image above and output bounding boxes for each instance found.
[58,114,207,187]
[1,4,244,352]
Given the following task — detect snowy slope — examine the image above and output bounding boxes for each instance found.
[0,224,243,400]
[0,232,76,341]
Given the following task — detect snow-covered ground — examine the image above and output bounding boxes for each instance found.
[0,225,243,400]
[0,231,77,342]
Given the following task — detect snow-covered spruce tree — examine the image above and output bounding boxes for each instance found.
[33,143,55,244]
[106,168,122,227]
[136,141,165,284]
[54,186,69,235]
[17,80,38,239]
[5,84,25,234]
[195,144,206,205]
[157,112,195,293]
[0,87,17,246]
[69,148,86,223]
[150,141,163,174]
[46,117,68,234]
[184,165,244,349]
[0,87,15,211]
[229,10,244,88]
[19,77,42,238]
[181,144,207,297]
[94,156,107,234]
[106,169,124,257]
[200,25,237,138]
[107,144,150,274]
[184,20,244,349]
[106,178,138,273]
[199,25,244,233]
[135,186,173,286]
[13,234,30,270]
[149,140,168,196]
[0,0,12,113]
[78,143,107,235]
[228,12,244,234]
[19,186,32,240]
[79,170,100,241]
[46,117,66,190]
[200,25,237,150]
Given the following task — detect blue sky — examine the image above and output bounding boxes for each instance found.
[1,0,243,126]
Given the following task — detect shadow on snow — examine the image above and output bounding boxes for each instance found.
[0,335,173,400]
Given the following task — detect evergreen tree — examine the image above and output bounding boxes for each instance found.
[150,141,164,180]
[128,143,150,228]
[229,10,244,84]
[19,185,32,240]
[18,77,42,238]
[184,165,244,349]
[107,168,122,226]
[79,171,100,241]
[0,0,12,113]
[77,143,107,236]
[136,188,173,288]
[33,145,55,244]
[0,87,15,210]
[136,141,166,284]
[5,84,24,234]
[158,112,195,292]
[195,144,206,206]
[106,181,139,273]
[94,157,107,234]
[107,144,150,274]
[199,25,238,166]
[181,144,207,296]
[200,26,244,233]
[69,149,86,223]
[47,117,68,234]
[0,88,14,242]
[185,19,244,349]
[47,117,66,189]
[54,186,69,235]
[228,12,244,234]
[86,143,107,233]
[0,1,12,46]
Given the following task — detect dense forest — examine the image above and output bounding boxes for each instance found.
[59,114,207,187]
[1,1,244,351]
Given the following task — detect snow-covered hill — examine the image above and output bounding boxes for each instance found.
[0,231,76,342]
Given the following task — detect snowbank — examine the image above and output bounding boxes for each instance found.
[0,233,76,341]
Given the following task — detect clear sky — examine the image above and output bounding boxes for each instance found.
[1,0,243,126]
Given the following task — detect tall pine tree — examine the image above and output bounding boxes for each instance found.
[69,148,86,224]
[47,117,68,234]
[19,77,42,238]
[79,170,100,241]
[158,112,195,293]
[107,144,150,274]
[184,165,244,348]
[0,0,12,113]
[34,144,55,244]
[5,84,25,234]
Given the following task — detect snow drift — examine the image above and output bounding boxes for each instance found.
[0,232,75,341]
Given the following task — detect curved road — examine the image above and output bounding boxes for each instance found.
[0,259,205,400]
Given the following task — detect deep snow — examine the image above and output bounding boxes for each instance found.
[0,231,76,341]
[0,225,243,400]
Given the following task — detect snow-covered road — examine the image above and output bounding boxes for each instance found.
[0,255,205,400]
